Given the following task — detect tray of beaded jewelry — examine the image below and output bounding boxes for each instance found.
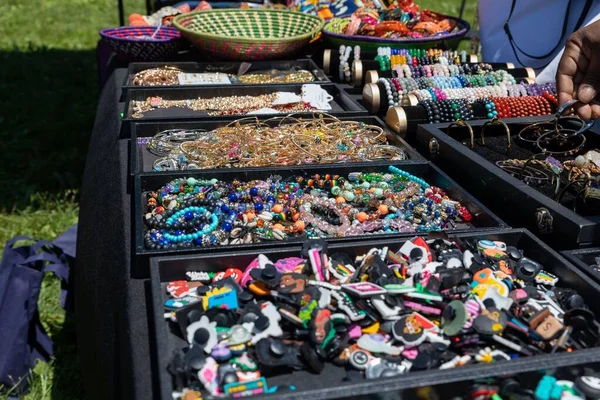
[562,248,600,283]
[134,162,507,260]
[123,83,366,124]
[130,114,424,175]
[149,228,600,400]
[413,114,600,249]
[123,59,330,94]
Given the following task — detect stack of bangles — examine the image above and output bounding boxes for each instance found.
[375,48,469,70]
[142,116,408,171]
[421,96,555,123]
[143,165,473,249]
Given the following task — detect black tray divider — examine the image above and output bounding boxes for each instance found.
[562,247,600,282]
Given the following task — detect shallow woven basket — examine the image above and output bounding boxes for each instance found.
[173,9,324,61]
[100,26,181,62]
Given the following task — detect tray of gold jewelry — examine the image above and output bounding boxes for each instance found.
[122,59,330,98]
[122,83,367,129]
[129,114,425,176]
[414,111,600,248]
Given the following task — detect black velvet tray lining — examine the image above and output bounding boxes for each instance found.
[439,122,600,216]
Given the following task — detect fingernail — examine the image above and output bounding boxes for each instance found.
[578,85,597,103]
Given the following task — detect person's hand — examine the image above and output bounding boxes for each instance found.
[557,20,600,120]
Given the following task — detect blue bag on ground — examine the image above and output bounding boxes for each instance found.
[0,225,77,394]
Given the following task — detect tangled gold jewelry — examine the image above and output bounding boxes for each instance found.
[142,114,406,170]
[132,66,183,86]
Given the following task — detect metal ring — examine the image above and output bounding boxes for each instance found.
[361,145,406,161]
[481,117,511,152]
[536,129,587,156]
[518,121,558,144]
[447,120,475,149]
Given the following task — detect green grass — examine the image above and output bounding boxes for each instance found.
[0,0,145,399]
[0,0,474,398]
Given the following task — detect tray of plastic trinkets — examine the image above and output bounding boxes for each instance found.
[134,162,506,262]
[149,229,600,400]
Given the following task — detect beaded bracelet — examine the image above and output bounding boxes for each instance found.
[143,167,472,249]
[339,45,352,82]
[378,78,397,107]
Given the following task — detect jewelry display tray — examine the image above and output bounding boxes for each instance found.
[148,229,600,400]
[562,248,600,283]
[129,116,425,176]
[413,117,600,249]
[122,84,367,129]
[133,161,507,269]
[122,59,330,99]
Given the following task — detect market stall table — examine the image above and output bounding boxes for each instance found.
[75,68,158,400]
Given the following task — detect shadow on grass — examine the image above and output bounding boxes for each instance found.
[48,312,85,400]
[0,48,100,210]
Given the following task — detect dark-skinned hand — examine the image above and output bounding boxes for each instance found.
[557,20,600,120]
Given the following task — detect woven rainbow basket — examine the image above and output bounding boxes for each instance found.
[173,9,324,61]
[100,26,181,62]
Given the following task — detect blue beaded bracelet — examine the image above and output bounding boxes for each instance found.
[388,166,430,188]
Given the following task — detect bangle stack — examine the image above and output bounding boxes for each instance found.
[141,115,408,171]
[143,165,473,249]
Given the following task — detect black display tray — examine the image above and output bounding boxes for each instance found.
[149,229,600,400]
[562,247,600,283]
[134,161,507,264]
[130,115,424,176]
[123,59,330,97]
[414,117,600,248]
[123,83,366,124]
